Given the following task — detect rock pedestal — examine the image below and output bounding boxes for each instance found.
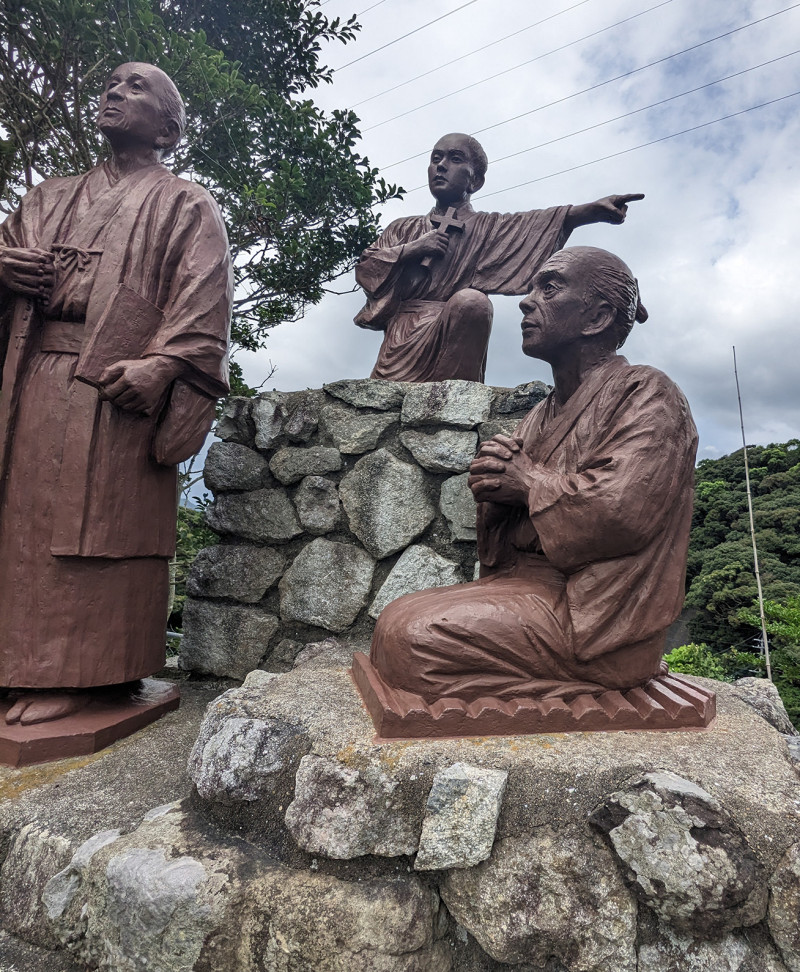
[180,378,549,677]
[0,661,798,970]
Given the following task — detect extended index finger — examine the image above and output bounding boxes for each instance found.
[615,193,645,205]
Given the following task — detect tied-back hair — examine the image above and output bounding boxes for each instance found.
[155,75,186,155]
[569,246,648,348]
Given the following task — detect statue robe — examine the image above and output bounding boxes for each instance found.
[370,356,698,702]
[354,203,570,382]
[0,162,231,688]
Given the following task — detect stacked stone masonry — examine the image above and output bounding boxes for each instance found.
[180,378,548,678]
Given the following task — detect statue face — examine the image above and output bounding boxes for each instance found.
[97,63,171,148]
[428,135,478,207]
[519,252,597,361]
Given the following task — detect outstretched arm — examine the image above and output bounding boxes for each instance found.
[564,193,644,233]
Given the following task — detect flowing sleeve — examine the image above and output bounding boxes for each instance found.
[526,370,697,574]
[143,183,232,400]
[354,217,426,330]
[471,205,572,295]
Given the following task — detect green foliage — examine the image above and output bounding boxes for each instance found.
[738,595,800,725]
[663,643,728,680]
[171,502,216,627]
[0,0,402,372]
[686,439,800,649]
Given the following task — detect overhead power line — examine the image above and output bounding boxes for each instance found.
[365,0,675,132]
[382,1,800,169]
[399,49,800,192]
[334,0,482,72]
[357,0,389,14]
[477,90,800,200]
[352,0,594,109]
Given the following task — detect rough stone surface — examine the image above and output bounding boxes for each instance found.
[180,600,279,678]
[369,545,462,619]
[402,380,493,429]
[215,396,253,445]
[769,842,800,971]
[186,544,285,602]
[638,925,790,971]
[590,770,768,935]
[732,677,798,735]
[321,404,399,454]
[492,381,549,414]
[279,538,375,631]
[400,428,478,473]
[293,637,356,670]
[440,473,477,541]
[251,393,285,450]
[203,441,268,492]
[189,702,310,804]
[282,389,323,442]
[323,378,407,411]
[478,418,520,441]
[293,475,341,534]
[269,446,342,485]
[285,754,421,858]
[441,831,638,970]
[415,762,507,871]
[340,449,435,558]
[0,823,74,947]
[206,487,301,542]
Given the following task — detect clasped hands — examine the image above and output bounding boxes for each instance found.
[0,246,55,299]
[468,434,536,506]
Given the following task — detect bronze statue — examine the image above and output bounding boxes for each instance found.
[354,133,644,383]
[354,247,711,736]
[0,63,231,740]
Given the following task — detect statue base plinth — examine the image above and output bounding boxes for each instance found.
[0,678,180,767]
[351,652,716,739]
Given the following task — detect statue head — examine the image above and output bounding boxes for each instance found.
[519,246,648,361]
[98,63,186,157]
[428,133,488,207]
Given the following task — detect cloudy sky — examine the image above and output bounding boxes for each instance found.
[240,0,800,460]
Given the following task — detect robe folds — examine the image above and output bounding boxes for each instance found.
[354,203,570,382]
[371,356,699,702]
[0,162,232,688]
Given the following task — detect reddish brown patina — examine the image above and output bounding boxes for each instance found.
[354,132,644,383]
[355,247,713,738]
[0,63,231,751]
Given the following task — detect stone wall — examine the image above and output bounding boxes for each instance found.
[180,377,547,678]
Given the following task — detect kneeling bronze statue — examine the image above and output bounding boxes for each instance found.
[353,246,715,737]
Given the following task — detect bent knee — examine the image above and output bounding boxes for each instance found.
[448,288,493,321]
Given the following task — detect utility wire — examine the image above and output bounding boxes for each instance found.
[334,0,482,71]
[399,49,799,192]
[477,90,800,200]
[352,0,594,108]
[357,0,388,15]
[381,1,800,169]
[365,0,675,132]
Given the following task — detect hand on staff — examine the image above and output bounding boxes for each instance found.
[98,356,183,416]
[468,433,535,506]
[0,246,55,299]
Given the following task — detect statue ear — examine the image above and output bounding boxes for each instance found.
[582,298,616,337]
[155,119,181,152]
[469,172,485,195]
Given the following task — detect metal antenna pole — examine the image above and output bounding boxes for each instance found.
[733,346,772,680]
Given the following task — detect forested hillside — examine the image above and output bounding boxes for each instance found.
[677,438,800,719]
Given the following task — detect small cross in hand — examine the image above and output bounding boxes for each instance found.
[420,207,466,268]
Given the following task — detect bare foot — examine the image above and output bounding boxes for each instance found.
[5,691,91,725]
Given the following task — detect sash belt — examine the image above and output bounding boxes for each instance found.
[41,319,84,355]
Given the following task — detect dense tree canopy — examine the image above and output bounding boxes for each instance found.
[686,439,800,649]
[0,0,400,391]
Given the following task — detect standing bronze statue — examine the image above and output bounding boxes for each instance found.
[354,247,714,737]
[354,133,644,382]
[0,63,231,752]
